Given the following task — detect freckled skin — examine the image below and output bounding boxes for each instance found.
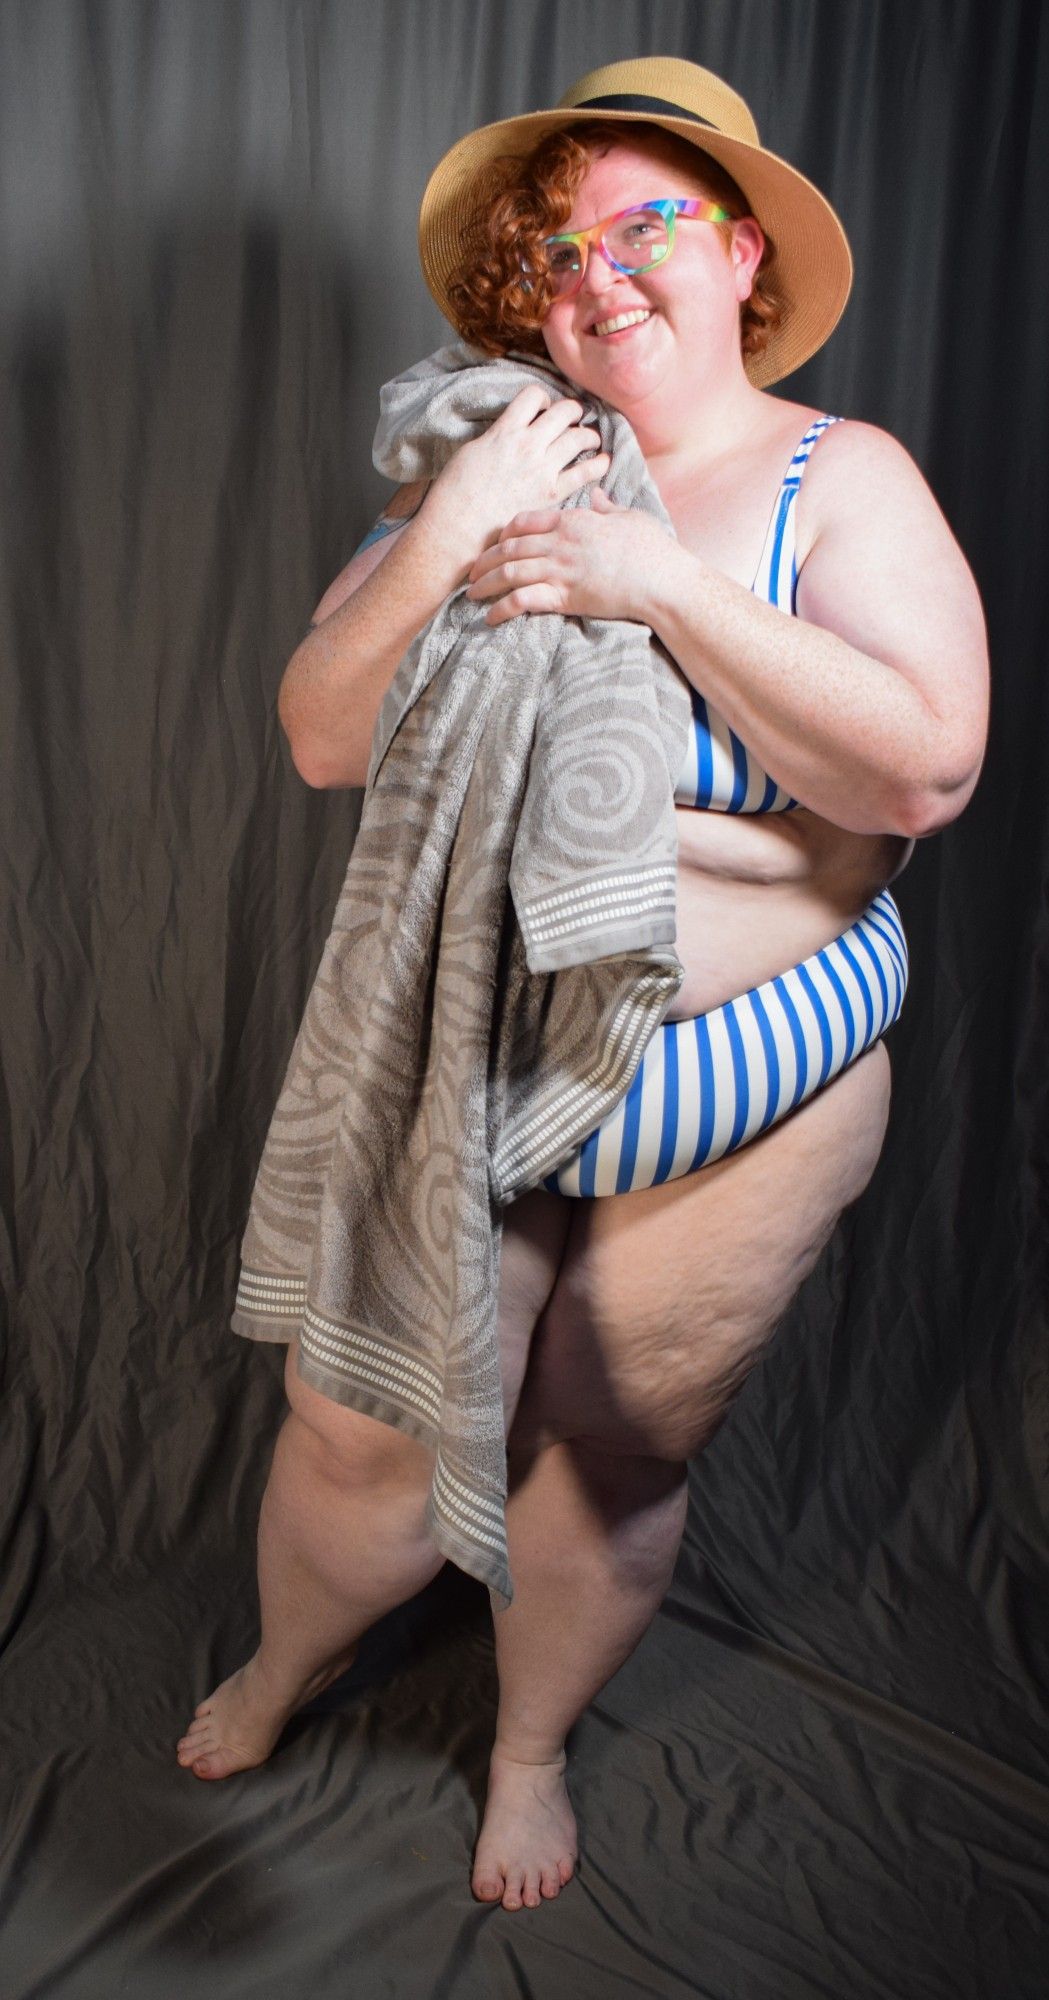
[178,131,905,1919]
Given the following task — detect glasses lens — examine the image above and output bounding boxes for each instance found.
[606,207,670,269]
[539,207,672,297]
[542,240,584,295]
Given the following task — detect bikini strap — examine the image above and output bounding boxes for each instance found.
[751,414,843,603]
[781,413,843,490]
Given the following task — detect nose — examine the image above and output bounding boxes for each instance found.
[575,239,630,307]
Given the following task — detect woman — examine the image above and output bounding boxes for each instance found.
[177,59,988,1914]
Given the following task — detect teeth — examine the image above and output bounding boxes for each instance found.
[592,309,652,337]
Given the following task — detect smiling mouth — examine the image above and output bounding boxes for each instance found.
[589,308,655,339]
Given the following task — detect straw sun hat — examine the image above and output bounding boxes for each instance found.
[417,55,853,389]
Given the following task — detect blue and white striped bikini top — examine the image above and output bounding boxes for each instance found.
[673,414,842,814]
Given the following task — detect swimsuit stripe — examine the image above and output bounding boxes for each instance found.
[836,933,875,1046]
[766,486,793,604]
[689,1013,717,1170]
[795,958,836,1082]
[724,1001,750,1149]
[748,985,781,1132]
[541,889,907,1195]
[654,1028,680,1184]
[772,973,809,1109]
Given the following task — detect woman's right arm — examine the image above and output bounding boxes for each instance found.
[279,385,608,788]
[277,480,462,789]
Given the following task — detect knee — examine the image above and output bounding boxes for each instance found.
[282,1337,434,1490]
[565,1438,689,1591]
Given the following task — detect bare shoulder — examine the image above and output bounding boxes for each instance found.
[799,416,959,553]
[793,415,989,783]
[308,479,431,628]
[796,414,987,616]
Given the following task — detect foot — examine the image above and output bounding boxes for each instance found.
[471,1745,579,1910]
[175,1645,357,1780]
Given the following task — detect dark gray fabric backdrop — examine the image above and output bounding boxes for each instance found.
[1,3,1046,1997]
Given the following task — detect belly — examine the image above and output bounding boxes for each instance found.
[664,806,911,1020]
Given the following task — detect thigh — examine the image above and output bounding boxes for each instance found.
[281,1186,571,1474]
[510,1040,892,1462]
[282,1334,435,1482]
[493,1185,573,1434]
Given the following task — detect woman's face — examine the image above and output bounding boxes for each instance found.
[539,137,764,406]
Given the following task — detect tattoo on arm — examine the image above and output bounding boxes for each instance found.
[306,482,430,633]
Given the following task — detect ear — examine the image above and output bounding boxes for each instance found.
[729,217,765,301]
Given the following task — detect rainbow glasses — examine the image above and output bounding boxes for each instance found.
[538,197,732,299]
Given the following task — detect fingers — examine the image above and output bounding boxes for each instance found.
[468,522,556,584]
[495,384,558,427]
[466,555,551,602]
[515,391,596,444]
[529,395,586,434]
[498,385,606,473]
[501,508,561,538]
[556,453,609,497]
[478,579,562,624]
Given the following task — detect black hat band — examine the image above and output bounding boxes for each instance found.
[573,93,718,130]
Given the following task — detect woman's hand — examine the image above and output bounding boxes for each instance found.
[464,486,679,625]
[418,385,610,582]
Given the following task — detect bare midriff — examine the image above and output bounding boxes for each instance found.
[664,803,911,1020]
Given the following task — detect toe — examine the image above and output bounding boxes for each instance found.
[521,1871,542,1909]
[192,1756,215,1777]
[539,1867,561,1898]
[501,1871,524,1911]
[558,1854,576,1885]
[472,1873,504,1903]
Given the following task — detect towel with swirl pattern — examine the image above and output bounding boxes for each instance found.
[231,339,692,1610]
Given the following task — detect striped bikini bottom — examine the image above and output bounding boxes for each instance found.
[541,888,908,1198]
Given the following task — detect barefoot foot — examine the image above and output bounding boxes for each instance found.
[175,1645,357,1781]
[471,1746,578,1910]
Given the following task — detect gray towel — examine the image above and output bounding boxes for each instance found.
[232,339,692,1610]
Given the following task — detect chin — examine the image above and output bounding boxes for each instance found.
[543,350,588,390]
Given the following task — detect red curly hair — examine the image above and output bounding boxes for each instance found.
[445,119,785,366]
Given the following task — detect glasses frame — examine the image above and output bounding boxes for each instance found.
[539,196,733,299]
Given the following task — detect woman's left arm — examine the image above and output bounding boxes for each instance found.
[645,422,990,836]
[467,422,990,839]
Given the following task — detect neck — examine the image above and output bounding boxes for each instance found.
[617,360,769,471]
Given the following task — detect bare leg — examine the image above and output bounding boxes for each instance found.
[178,1193,569,1784]
[471,1436,688,1909]
[471,1044,892,1908]
[176,1389,444,1779]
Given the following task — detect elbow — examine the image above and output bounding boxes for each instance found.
[283,723,341,789]
[895,668,989,837]
[277,674,330,788]
[895,746,986,838]
[289,746,335,789]
[278,710,330,789]
[279,706,366,790]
